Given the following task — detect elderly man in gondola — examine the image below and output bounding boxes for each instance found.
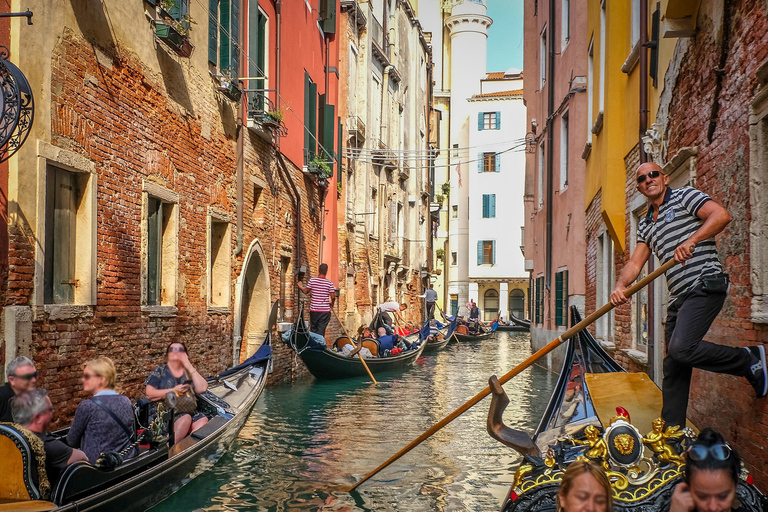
[610,162,767,429]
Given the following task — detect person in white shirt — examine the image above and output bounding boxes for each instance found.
[377,300,407,334]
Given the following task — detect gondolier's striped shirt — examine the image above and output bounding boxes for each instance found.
[637,186,724,300]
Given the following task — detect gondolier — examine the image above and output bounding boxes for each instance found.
[610,162,767,428]
[418,284,438,320]
[297,263,336,337]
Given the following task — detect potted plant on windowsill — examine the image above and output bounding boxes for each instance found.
[441,182,450,196]
[155,0,196,57]
[435,248,445,261]
[308,155,333,188]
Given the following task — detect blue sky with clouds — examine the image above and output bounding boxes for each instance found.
[485,0,523,72]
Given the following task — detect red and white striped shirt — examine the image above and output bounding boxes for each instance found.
[306,277,335,312]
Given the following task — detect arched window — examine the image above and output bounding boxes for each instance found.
[510,289,525,320]
[484,289,499,321]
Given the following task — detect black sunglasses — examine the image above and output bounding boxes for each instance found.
[636,170,662,184]
[11,371,38,381]
[687,443,732,462]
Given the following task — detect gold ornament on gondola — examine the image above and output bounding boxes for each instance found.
[642,418,685,466]
[614,433,635,455]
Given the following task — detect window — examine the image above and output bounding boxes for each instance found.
[370,187,378,236]
[540,27,547,87]
[348,44,358,113]
[484,289,499,321]
[451,204,458,218]
[477,240,496,265]
[44,166,95,305]
[510,289,525,319]
[588,38,594,137]
[248,4,269,110]
[208,215,231,308]
[599,0,606,113]
[480,152,499,173]
[142,183,179,308]
[280,256,290,321]
[450,294,459,316]
[304,71,318,162]
[482,194,496,218]
[560,112,569,190]
[319,0,336,34]
[535,276,544,325]
[538,142,545,208]
[209,0,240,76]
[595,232,614,340]
[749,77,768,323]
[555,269,569,327]
[451,251,458,266]
[561,0,570,48]
[631,0,640,48]
[478,111,501,131]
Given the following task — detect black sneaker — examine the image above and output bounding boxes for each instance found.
[746,346,768,398]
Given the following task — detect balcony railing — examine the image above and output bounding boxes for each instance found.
[347,115,366,141]
[247,90,287,137]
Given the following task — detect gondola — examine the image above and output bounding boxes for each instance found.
[496,324,529,332]
[487,306,768,512]
[424,327,451,352]
[452,324,493,342]
[509,313,531,329]
[0,303,277,512]
[288,307,427,380]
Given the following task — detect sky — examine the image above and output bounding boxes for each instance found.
[485,0,524,73]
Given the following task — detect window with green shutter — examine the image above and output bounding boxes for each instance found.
[248,5,268,109]
[208,0,219,65]
[320,0,337,34]
[535,276,543,324]
[304,73,318,162]
[217,0,239,77]
[482,194,496,218]
[555,270,568,327]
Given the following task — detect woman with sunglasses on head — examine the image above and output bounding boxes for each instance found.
[556,459,613,512]
[66,356,136,463]
[144,342,208,443]
[670,428,745,512]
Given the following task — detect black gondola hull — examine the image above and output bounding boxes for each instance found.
[453,331,493,342]
[297,343,426,380]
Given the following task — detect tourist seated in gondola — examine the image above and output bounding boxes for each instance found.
[377,327,400,354]
[145,342,209,443]
[12,388,89,487]
[668,428,745,512]
[66,356,137,464]
[0,356,38,422]
[428,320,440,340]
[556,459,613,512]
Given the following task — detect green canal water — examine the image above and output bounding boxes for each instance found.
[150,331,556,511]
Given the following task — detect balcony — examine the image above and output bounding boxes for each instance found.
[340,1,367,28]
[247,91,287,138]
[347,115,366,143]
[373,139,397,167]
[370,15,391,65]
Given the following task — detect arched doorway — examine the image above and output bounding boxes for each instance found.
[233,240,271,363]
[510,289,525,320]
[483,289,499,321]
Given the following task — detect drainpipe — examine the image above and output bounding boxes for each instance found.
[639,0,655,378]
[545,0,556,320]
[379,65,393,292]
[276,0,282,110]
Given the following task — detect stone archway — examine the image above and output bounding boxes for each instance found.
[233,239,271,363]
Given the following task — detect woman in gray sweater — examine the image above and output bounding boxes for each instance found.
[66,356,135,464]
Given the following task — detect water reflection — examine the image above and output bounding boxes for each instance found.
[150,332,555,512]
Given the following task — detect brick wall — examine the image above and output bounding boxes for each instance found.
[661,0,768,482]
[585,190,602,337]
[11,28,319,423]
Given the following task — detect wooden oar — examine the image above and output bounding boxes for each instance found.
[435,303,460,343]
[347,258,677,492]
[331,308,377,384]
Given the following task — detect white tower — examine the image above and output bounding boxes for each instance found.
[445,0,492,313]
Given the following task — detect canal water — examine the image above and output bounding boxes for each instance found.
[150,331,556,511]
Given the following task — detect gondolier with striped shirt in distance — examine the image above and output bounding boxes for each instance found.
[610,162,768,429]
[297,263,336,337]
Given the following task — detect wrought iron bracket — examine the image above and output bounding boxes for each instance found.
[0,11,33,25]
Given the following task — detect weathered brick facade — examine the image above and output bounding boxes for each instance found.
[2,4,334,424]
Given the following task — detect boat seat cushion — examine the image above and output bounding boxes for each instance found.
[360,339,379,357]
[190,416,228,441]
[0,424,50,501]
[334,337,355,351]
[456,325,469,335]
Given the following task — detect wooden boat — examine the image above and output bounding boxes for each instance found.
[0,305,276,512]
[424,327,451,352]
[289,311,427,380]
[495,324,529,332]
[452,324,493,342]
[509,313,531,329]
[487,306,768,511]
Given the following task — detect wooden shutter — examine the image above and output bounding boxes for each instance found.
[231,0,240,77]
[337,117,343,181]
[147,197,163,306]
[490,194,496,217]
[478,112,484,131]
[482,195,488,217]
[495,153,501,172]
[477,152,483,173]
[477,241,483,265]
[309,83,318,154]
[322,0,337,34]
[208,0,219,65]
[495,111,501,129]
[555,271,563,326]
[563,270,569,325]
[492,241,496,265]
[535,277,542,324]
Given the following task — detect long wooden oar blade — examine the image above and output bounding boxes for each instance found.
[346,258,676,492]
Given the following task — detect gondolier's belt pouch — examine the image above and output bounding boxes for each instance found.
[702,274,729,293]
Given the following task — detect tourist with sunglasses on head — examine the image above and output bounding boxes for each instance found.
[0,356,38,422]
[145,342,208,442]
[669,428,745,512]
[66,356,137,463]
[610,163,767,430]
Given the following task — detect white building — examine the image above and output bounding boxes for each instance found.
[466,72,528,321]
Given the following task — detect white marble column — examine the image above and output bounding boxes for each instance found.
[499,282,509,321]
